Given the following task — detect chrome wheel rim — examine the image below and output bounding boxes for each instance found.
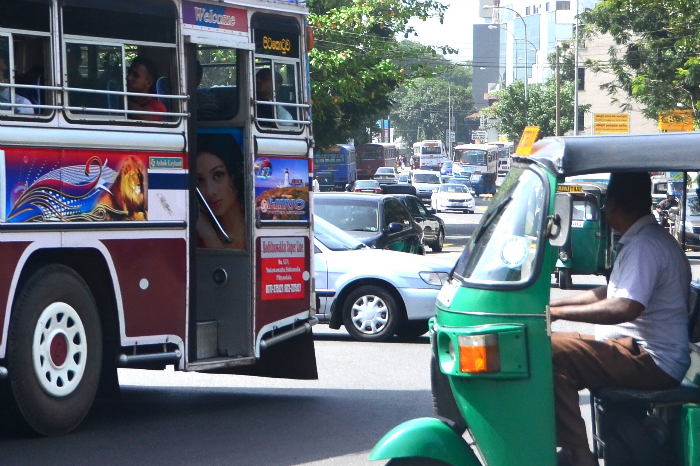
[32,302,88,397]
[350,294,389,335]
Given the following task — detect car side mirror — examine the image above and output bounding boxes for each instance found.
[385,222,403,234]
[345,184,352,192]
[426,208,436,215]
[549,192,572,247]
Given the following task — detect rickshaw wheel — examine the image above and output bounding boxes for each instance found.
[385,459,452,466]
[558,269,572,290]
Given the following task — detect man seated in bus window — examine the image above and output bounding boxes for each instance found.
[126,56,166,121]
[255,68,293,127]
[0,54,34,115]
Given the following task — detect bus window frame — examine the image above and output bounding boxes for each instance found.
[253,53,305,133]
[0,29,55,119]
[195,44,242,123]
[60,33,185,125]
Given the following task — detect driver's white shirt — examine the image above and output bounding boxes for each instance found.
[0,88,34,114]
[596,214,691,380]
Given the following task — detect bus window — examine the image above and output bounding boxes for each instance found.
[61,0,181,123]
[0,0,52,118]
[196,46,238,121]
[252,14,302,131]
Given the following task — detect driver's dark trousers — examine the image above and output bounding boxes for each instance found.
[551,333,679,449]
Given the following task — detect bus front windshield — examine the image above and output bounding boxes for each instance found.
[454,167,546,285]
[455,149,486,165]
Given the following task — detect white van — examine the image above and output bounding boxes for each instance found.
[410,170,442,204]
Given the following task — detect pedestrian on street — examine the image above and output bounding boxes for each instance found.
[312,176,320,192]
[549,172,691,466]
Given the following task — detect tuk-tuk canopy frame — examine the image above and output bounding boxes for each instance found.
[522,133,700,176]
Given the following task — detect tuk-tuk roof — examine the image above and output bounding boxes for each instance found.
[523,133,700,176]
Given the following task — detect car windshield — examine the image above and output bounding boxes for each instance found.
[454,167,546,284]
[356,180,379,188]
[441,184,467,193]
[443,161,452,167]
[314,215,366,251]
[414,173,441,184]
[314,198,379,232]
[376,168,394,174]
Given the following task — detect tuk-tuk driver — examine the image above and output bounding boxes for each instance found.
[549,172,691,466]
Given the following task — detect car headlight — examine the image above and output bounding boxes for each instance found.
[419,271,450,286]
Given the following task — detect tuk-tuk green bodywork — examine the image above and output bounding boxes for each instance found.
[368,417,480,466]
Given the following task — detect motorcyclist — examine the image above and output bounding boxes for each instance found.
[656,193,678,212]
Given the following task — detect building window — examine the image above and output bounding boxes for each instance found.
[578,67,585,91]
[556,1,571,10]
[546,2,550,11]
[525,6,530,15]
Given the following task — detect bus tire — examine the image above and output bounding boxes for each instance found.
[8,265,102,436]
[342,285,401,342]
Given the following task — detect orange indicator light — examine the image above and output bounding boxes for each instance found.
[458,334,500,373]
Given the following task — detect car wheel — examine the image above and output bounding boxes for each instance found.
[342,285,401,342]
[431,228,444,252]
[395,319,429,339]
[7,265,102,436]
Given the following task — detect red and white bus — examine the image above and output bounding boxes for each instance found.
[355,143,397,179]
[0,0,317,435]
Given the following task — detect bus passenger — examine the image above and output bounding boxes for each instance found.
[0,55,34,115]
[255,68,293,127]
[196,135,246,249]
[127,56,166,121]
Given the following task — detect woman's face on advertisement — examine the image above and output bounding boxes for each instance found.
[197,151,238,218]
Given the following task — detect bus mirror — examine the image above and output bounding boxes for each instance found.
[549,193,572,247]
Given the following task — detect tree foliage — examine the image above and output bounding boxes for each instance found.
[308,0,452,148]
[582,0,700,119]
[547,43,575,83]
[390,73,474,146]
[488,78,589,142]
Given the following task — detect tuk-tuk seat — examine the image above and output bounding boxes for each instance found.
[593,385,700,404]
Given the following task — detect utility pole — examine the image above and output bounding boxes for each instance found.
[448,83,452,155]
[573,0,580,134]
[555,43,561,136]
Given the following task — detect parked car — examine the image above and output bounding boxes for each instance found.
[314,192,425,254]
[373,167,399,185]
[409,170,442,204]
[314,215,457,341]
[391,194,446,252]
[446,176,474,193]
[397,173,409,184]
[346,179,382,193]
[431,183,475,213]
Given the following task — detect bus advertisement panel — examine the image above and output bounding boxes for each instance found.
[0,0,317,436]
[356,143,397,179]
[313,144,357,191]
[453,144,498,196]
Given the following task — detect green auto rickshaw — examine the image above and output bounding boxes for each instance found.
[370,132,700,466]
[554,182,614,289]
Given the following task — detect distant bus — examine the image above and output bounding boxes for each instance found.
[356,143,397,179]
[412,140,448,170]
[453,143,499,196]
[314,144,357,191]
[494,142,514,174]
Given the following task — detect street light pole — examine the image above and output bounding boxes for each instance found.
[484,5,528,120]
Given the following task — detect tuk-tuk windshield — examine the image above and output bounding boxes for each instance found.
[454,167,546,284]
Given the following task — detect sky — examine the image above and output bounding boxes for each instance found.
[408,1,482,63]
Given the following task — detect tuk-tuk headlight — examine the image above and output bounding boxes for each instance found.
[559,251,569,262]
[419,272,449,286]
[457,334,501,373]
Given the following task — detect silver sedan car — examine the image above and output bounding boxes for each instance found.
[314,216,458,342]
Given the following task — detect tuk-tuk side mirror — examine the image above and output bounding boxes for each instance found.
[549,192,572,247]
[385,222,403,234]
